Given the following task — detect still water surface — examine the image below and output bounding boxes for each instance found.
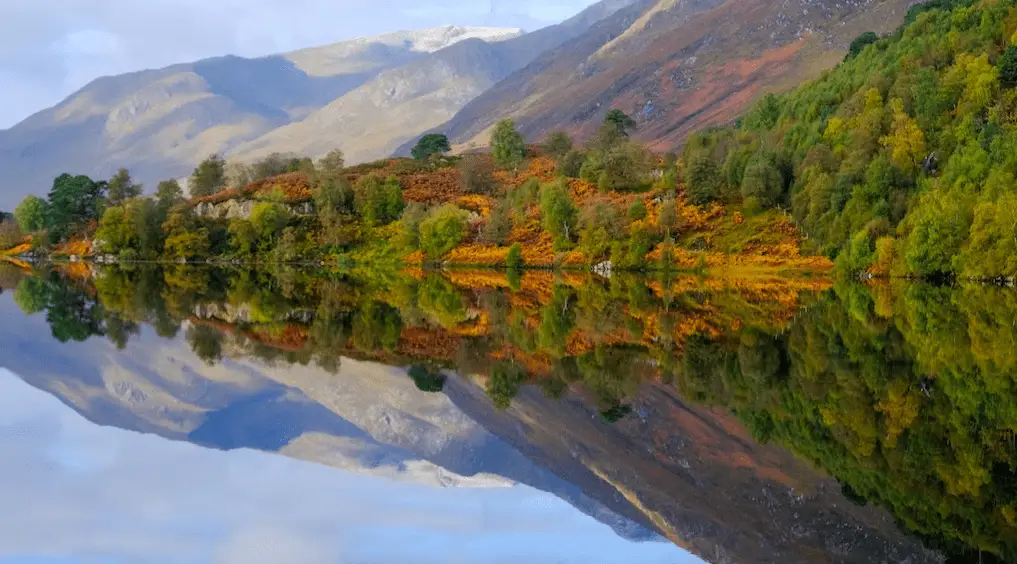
[0,264,1011,563]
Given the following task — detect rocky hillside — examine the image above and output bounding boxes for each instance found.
[405,0,916,154]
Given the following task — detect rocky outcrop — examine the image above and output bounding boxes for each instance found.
[194,199,315,220]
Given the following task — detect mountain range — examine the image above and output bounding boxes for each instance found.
[0,0,914,211]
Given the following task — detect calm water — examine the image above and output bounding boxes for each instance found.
[0,263,1014,563]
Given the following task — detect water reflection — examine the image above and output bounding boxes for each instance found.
[2,261,1005,562]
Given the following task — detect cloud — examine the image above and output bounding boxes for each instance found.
[0,0,601,128]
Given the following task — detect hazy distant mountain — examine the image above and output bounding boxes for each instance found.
[0,25,522,210]
[0,0,640,210]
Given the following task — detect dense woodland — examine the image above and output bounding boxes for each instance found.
[685,0,1017,280]
[4,261,1017,561]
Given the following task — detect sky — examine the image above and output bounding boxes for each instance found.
[0,369,698,564]
[0,0,600,129]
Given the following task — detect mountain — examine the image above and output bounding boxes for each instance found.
[230,0,643,173]
[401,0,916,154]
[0,0,642,210]
[0,26,521,210]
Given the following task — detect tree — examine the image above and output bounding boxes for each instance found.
[543,131,573,160]
[250,202,291,250]
[46,173,106,242]
[539,180,578,251]
[189,154,227,198]
[482,198,512,246]
[250,153,297,181]
[740,150,784,207]
[506,243,524,270]
[880,98,926,173]
[13,277,49,315]
[106,168,142,206]
[658,198,679,238]
[0,220,22,250]
[579,200,624,260]
[228,219,258,258]
[94,205,137,254]
[627,200,647,222]
[603,109,637,137]
[354,175,404,226]
[155,180,183,209]
[557,149,585,178]
[459,154,495,194]
[1000,45,1017,89]
[317,149,346,178]
[409,364,446,392]
[419,204,468,259]
[411,134,451,160]
[846,32,878,60]
[14,195,47,233]
[491,119,526,171]
[686,154,723,206]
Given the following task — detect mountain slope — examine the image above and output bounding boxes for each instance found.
[0,26,521,210]
[232,0,642,168]
[406,0,916,153]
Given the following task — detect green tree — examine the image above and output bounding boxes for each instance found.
[354,175,403,226]
[155,180,183,210]
[189,154,227,198]
[543,131,574,160]
[411,134,451,160]
[491,119,526,171]
[627,200,647,222]
[46,173,106,242]
[419,205,468,259]
[686,154,723,206]
[107,168,142,206]
[482,198,512,246]
[506,243,524,270]
[317,149,346,178]
[539,181,578,251]
[13,277,49,315]
[603,109,637,137]
[487,360,526,409]
[250,202,291,250]
[999,44,1017,89]
[557,149,586,178]
[14,195,48,233]
[658,198,679,238]
[409,364,446,392]
[228,219,259,258]
[846,32,878,60]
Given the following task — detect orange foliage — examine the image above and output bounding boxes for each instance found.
[401,168,464,204]
[191,172,312,206]
[54,239,92,257]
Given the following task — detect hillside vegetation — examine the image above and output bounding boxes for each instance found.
[684,0,1017,280]
[2,116,829,275]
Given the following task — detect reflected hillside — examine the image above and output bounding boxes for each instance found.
[7,263,1008,561]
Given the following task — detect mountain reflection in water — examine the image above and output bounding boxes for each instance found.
[2,262,1009,562]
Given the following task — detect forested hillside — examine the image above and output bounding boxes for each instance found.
[683,0,1017,280]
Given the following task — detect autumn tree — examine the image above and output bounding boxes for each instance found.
[189,154,227,198]
[491,119,526,171]
[412,134,451,160]
[0,220,22,250]
[459,154,495,194]
[880,98,926,173]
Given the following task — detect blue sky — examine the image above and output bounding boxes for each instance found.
[0,0,600,129]
[0,368,698,564]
